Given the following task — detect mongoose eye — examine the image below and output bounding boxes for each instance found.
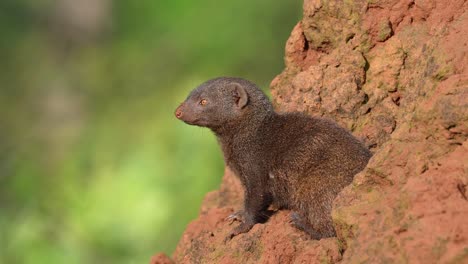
[199,99,207,106]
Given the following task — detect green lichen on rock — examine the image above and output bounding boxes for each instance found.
[378,20,393,42]
[448,248,468,264]
[302,0,366,51]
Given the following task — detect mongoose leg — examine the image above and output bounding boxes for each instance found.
[290,212,321,240]
[225,186,271,242]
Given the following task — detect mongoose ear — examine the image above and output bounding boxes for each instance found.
[232,83,248,109]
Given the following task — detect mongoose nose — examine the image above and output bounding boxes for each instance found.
[175,107,183,119]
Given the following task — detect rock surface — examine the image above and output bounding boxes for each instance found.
[153,0,468,263]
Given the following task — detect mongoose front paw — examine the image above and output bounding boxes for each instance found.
[225,210,244,223]
[224,222,254,243]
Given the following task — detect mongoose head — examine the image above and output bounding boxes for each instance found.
[175,77,272,130]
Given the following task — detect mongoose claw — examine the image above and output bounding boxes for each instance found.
[223,232,235,243]
[225,210,244,223]
[224,222,254,243]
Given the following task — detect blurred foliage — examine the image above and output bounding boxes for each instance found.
[0,0,301,263]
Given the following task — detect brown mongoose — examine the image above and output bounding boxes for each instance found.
[174,77,371,240]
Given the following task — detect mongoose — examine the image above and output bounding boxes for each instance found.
[175,77,371,240]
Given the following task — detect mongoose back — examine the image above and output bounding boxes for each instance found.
[175,77,371,240]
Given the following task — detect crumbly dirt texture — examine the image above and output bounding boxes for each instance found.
[152,0,468,263]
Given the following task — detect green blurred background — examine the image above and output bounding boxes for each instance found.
[0,0,301,263]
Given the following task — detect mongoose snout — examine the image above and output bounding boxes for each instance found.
[174,102,202,126]
[175,105,183,119]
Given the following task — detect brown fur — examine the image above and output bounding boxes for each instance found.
[175,77,371,240]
